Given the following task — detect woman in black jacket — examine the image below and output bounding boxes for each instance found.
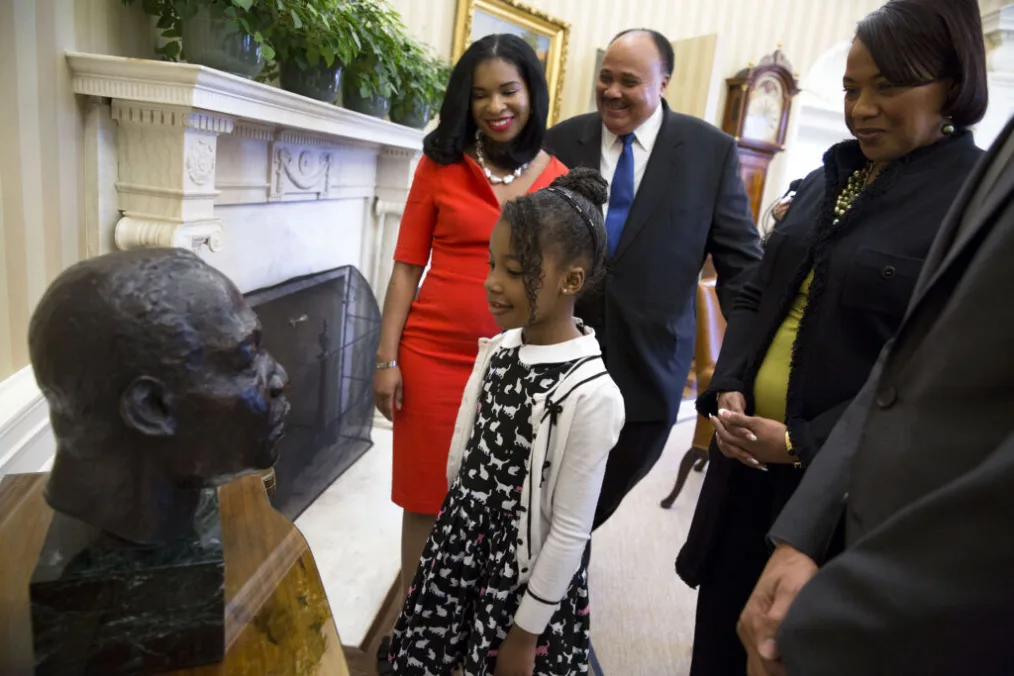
[677,1,988,674]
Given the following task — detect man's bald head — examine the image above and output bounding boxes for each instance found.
[611,29,674,77]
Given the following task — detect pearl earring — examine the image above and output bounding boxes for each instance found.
[941,117,955,135]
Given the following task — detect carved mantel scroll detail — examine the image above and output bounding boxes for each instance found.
[115,217,224,253]
[271,146,333,199]
[110,101,231,255]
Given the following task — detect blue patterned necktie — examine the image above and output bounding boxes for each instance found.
[605,133,636,256]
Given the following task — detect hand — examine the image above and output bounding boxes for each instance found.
[494,626,538,676]
[716,391,747,415]
[718,410,794,465]
[738,543,817,676]
[373,365,403,422]
[773,198,792,223]
[710,393,764,470]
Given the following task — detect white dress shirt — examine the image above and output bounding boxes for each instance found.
[600,103,664,219]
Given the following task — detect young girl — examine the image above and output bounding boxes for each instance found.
[389,168,625,676]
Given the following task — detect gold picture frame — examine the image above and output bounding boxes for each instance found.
[452,0,570,125]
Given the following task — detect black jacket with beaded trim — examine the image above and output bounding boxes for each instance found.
[676,130,982,587]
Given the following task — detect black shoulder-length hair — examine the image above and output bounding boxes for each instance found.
[423,33,549,167]
[856,0,988,128]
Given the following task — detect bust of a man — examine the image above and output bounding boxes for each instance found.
[29,248,290,545]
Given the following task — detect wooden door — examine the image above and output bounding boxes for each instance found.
[666,33,724,122]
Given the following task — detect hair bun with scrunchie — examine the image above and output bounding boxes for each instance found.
[549,167,609,207]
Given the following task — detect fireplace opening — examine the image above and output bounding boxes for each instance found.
[245,265,381,521]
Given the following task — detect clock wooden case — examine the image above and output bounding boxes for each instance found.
[721,49,799,223]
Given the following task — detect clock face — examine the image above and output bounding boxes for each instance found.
[742,73,785,145]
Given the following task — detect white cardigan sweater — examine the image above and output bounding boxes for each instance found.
[445,326,625,635]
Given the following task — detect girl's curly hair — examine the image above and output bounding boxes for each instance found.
[500,168,609,323]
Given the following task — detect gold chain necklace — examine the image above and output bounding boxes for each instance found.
[833,163,874,224]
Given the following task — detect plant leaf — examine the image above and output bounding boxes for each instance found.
[290,9,302,29]
[260,44,275,61]
[233,0,253,11]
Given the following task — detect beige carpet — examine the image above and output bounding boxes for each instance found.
[590,419,703,676]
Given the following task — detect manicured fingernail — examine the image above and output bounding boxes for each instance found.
[747,433,758,442]
[718,408,730,418]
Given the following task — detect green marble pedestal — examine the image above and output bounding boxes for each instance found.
[29,489,225,675]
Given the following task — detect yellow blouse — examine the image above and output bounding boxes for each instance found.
[752,270,814,423]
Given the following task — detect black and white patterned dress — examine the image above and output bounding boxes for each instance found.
[390,344,591,676]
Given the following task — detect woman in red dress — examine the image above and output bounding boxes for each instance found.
[373,33,569,603]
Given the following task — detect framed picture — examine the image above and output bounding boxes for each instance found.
[452,0,570,125]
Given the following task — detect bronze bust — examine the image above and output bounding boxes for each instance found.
[28,248,290,545]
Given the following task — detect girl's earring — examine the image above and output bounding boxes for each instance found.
[941,117,955,135]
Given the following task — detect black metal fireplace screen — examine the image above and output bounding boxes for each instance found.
[245,265,381,521]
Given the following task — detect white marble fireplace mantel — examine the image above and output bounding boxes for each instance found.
[66,51,423,300]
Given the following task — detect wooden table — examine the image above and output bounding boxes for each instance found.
[0,473,349,676]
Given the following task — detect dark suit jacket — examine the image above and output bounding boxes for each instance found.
[675,132,983,587]
[544,101,762,423]
[770,117,1014,674]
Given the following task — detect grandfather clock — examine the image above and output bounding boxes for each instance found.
[721,48,800,223]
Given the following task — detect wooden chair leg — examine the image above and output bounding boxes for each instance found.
[660,447,708,509]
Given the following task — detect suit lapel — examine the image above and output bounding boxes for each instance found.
[901,118,1014,325]
[575,116,603,173]
[613,103,684,261]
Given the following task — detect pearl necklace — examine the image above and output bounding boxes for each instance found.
[833,164,873,224]
[475,130,528,185]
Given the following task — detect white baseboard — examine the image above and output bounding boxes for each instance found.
[0,366,56,479]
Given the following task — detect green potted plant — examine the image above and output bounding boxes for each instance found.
[268,0,360,103]
[121,0,275,79]
[391,40,450,129]
[340,0,406,118]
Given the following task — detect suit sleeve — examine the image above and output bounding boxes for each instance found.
[778,430,1014,676]
[513,387,625,635]
[707,139,763,314]
[767,359,882,562]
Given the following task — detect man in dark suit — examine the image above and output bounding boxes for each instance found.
[544,28,762,527]
[737,115,1014,675]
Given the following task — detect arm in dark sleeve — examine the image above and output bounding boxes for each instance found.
[767,359,882,562]
[707,139,763,315]
[696,263,765,416]
[778,430,1014,676]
